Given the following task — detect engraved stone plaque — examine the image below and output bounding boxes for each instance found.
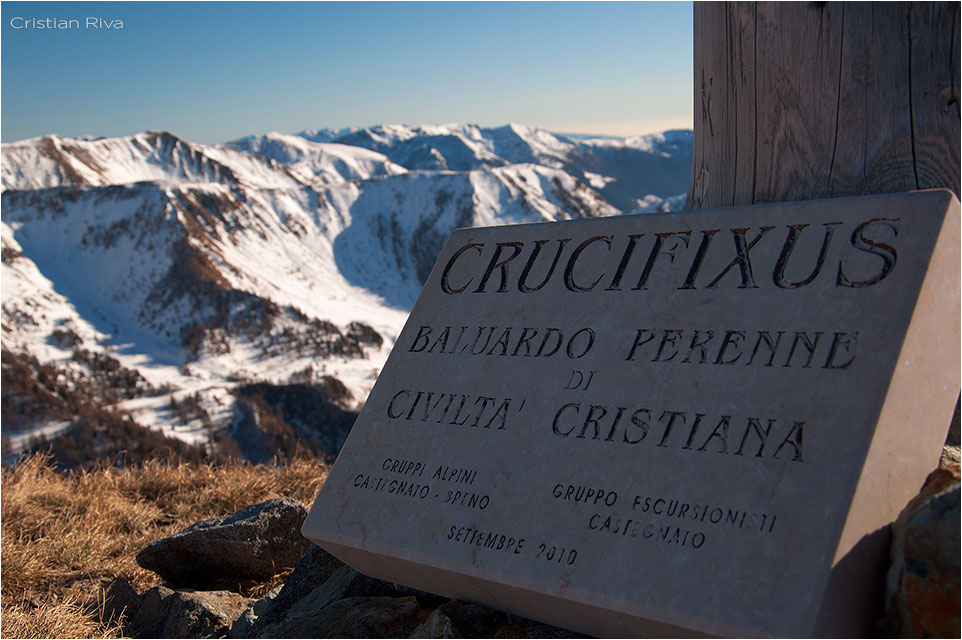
[302,190,960,637]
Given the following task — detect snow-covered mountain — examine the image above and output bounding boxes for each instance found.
[295,123,692,212]
[1,123,691,466]
[224,132,408,187]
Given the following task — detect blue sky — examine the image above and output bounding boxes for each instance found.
[1,1,693,143]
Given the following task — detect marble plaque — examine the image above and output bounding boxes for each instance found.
[302,190,960,637]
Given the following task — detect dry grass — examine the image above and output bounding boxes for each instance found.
[1,596,123,639]
[1,454,329,638]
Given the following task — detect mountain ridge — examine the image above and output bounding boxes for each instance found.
[1,123,691,466]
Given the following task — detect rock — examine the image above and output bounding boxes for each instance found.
[101,577,141,625]
[136,497,311,586]
[253,545,344,622]
[225,543,582,638]
[117,586,252,638]
[285,565,380,618]
[437,600,506,637]
[224,543,577,638]
[245,563,404,636]
[405,599,580,639]
[258,595,426,638]
[229,545,345,637]
[408,600,508,638]
[410,608,462,638]
[228,586,281,639]
[170,590,254,638]
[941,444,960,468]
[232,544,446,637]
[386,581,450,609]
[128,586,176,636]
[885,463,961,638]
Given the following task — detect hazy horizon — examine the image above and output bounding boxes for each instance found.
[1,1,694,144]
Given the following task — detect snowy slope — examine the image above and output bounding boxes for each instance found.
[224,132,408,186]
[1,123,690,464]
[299,123,692,211]
[1,131,305,191]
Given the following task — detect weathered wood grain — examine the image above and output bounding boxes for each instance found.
[686,1,960,210]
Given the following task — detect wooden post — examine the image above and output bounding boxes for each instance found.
[684,4,961,632]
[686,1,960,210]
[686,0,961,452]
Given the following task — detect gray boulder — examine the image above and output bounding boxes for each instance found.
[250,544,345,623]
[234,559,405,637]
[885,464,961,638]
[408,600,508,638]
[229,544,346,637]
[227,542,583,639]
[258,595,426,638]
[941,444,960,468]
[418,600,506,637]
[101,577,141,626]
[103,579,253,639]
[409,608,462,638]
[137,497,311,586]
[229,586,282,639]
